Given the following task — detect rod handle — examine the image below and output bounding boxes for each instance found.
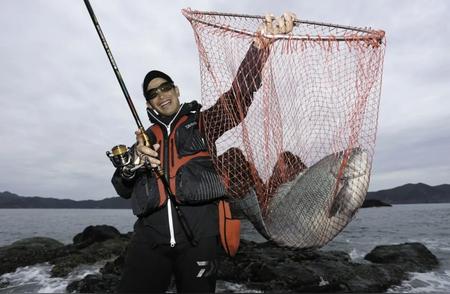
[137,127,152,147]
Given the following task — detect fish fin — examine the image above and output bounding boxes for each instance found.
[328,179,347,217]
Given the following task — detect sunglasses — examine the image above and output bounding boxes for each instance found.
[145,82,175,101]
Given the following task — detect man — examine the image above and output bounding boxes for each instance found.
[112,13,296,293]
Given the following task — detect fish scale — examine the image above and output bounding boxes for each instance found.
[232,148,370,248]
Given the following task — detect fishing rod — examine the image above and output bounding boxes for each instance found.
[83,0,147,139]
[83,0,197,245]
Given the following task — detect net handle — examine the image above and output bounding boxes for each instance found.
[182,8,385,42]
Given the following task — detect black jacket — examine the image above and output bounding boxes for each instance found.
[111,43,269,245]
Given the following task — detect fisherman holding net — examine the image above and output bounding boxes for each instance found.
[111,13,296,293]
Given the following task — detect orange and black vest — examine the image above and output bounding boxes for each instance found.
[130,101,227,217]
[115,101,240,255]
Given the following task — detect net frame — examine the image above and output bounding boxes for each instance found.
[183,9,386,248]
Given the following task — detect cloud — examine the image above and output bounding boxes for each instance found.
[0,0,449,199]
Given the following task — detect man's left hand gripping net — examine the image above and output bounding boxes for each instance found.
[183,9,386,248]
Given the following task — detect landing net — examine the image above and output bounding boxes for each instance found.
[183,9,386,248]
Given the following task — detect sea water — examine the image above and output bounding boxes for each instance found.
[0,204,449,293]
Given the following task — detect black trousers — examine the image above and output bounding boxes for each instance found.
[117,235,219,293]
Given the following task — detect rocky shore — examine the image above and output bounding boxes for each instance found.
[0,225,439,293]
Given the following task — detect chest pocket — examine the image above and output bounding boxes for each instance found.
[168,116,226,204]
[175,119,208,156]
[175,156,227,204]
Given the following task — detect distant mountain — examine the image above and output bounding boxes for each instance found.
[1,183,449,208]
[0,191,131,209]
[366,183,450,204]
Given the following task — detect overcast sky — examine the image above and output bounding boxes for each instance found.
[0,0,448,200]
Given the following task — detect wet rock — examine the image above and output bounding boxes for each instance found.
[364,242,439,272]
[0,237,64,275]
[50,238,128,277]
[0,280,10,289]
[67,256,126,293]
[73,225,122,249]
[100,253,125,276]
[69,238,440,293]
[0,226,130,279]
[2,226,440,293]
[66,273,119,294]
[216,240,439,292]
[50,226,129,277]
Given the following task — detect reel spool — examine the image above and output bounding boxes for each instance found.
[106,144,132,168]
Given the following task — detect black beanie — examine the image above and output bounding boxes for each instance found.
[142,70,174,97]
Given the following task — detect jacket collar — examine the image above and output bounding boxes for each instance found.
[146,100,202,132]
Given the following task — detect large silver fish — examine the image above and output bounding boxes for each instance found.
[230,148,370,248]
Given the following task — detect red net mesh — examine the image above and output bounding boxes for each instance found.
[183,9,386,248]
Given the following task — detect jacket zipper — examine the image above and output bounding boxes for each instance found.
[147,105,184,247]
[164,121,176,247]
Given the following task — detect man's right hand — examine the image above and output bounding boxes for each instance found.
[260,12,296,35]
[254,12,297,48]
[135,130,161,167]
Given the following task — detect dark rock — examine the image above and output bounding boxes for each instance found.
[0,237,64,275]
[67,238,440,293]
[50,238,128,277]
[364,242,439,272]
[51,226,129,277]
[0,225,130,280]
[67,273,119,294]
[219,242,405,292]
[66,244,128,293]
[0,280,10,289]
[100,253,126,276]
[73,225,122,248]
[216,239,439,293]
[3,226,440,293]
[361,199,392,208]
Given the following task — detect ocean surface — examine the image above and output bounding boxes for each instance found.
[0,203,449,293]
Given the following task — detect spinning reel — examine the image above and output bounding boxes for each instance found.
[106,144,145,178]
[106,144,132,168]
